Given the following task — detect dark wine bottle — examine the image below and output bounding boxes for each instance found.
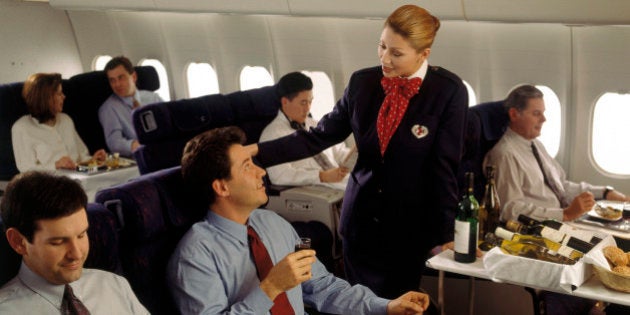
[479,165,501,240]
[454,172,479,263]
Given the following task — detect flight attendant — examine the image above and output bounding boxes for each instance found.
[252,4,468,298]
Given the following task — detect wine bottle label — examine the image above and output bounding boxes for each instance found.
[563,237,594,253]
[494,227,515,241]
[555,245,574,258]
[540,227,565,243]
[454,220,471,254]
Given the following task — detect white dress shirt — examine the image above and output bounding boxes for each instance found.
[11,113,91,172]
[259,112,350,190]
[0,263,149,314]
[483,128,605,221]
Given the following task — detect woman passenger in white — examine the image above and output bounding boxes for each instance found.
[11,73,106,171]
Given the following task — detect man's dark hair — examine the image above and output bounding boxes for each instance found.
[181,126,247,206]
[0,171,87,242]
[276,72,313,101]
[104,56,135,74]
[504,84,544,112]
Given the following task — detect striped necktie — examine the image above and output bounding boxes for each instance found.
[531,143,569,207]
[61,284,91,315]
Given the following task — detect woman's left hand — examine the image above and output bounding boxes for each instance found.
[93,149,107,162]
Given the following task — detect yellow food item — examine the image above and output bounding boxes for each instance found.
[603,246,628,267]
[612,265,630,276]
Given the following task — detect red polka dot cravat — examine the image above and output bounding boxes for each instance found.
[377,76,422,156]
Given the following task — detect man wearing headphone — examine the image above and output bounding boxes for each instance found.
[259,72,352,190]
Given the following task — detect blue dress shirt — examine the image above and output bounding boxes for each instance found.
[0,263,148,314]
[98,90,162,156]
[167,209,389,315]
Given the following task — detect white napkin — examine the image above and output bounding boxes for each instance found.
[483,234,616,292]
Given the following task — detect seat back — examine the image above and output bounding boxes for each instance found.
[0,203,121,287]
[133,85,280,174]
[0,66,159,181]
[95,166,207,315]
[0,82,28,180]
[459,100,509,200]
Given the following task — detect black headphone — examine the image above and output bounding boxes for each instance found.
[282,111,306,130]
[289,120,305,130]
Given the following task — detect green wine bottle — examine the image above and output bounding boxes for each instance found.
[454,172,479,263]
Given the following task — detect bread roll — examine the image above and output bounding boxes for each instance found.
[603,246,628,267]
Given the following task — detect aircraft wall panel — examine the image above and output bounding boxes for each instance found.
[0,0,82,84]
[569,26,630,191]
[67,11,123,71]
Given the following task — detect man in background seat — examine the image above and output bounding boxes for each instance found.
[483,84,630,223]
[0,171,148,314]
[167,126,429,315]
[259,72,352,190]
[99,56,162,157]
[483,84,627,315]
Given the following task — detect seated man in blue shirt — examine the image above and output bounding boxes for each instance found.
[167,126,430,315]
[98,56,163,157]
[0,171,148,314]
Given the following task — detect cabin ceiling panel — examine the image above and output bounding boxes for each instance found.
[51,0,630,25]
[464,0,630,25]
[286,0,464,20]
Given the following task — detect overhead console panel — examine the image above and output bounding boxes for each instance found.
[50,0,630,25]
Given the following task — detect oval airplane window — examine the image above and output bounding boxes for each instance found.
[93,55,112,71]
[463,80,478,107]
[240,66,274,91]
[536,85,561,158]
[592,92,630,175]
[187,62,219,98]
[139,58,171,101]
[302,71,334,121]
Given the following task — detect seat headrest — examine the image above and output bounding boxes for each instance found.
[0,82,28,180]
[470,100,508,142]
[134,93,233,145]
[95,166,206,242]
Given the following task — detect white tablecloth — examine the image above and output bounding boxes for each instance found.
[57,166,140,201]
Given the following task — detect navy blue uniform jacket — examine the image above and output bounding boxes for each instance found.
[258,65,467,255]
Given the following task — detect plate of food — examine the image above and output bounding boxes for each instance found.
[76,160,107,173]
[588,201,625,221]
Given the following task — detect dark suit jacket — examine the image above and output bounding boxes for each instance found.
[258,65,467,255]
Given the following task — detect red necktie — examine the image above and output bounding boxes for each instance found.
[61,284,91,315]
[247,226,295,315]
[377,76,422,156]
[132,98,141,109]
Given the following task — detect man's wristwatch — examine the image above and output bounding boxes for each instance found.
[603,186,614,199]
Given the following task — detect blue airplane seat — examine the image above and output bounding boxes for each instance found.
[64,66,160,155]
[458,100,508,200]
[95,166,207,315]
[132,85,280,175]
[0,82,28,181]
[0,202,121,287]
